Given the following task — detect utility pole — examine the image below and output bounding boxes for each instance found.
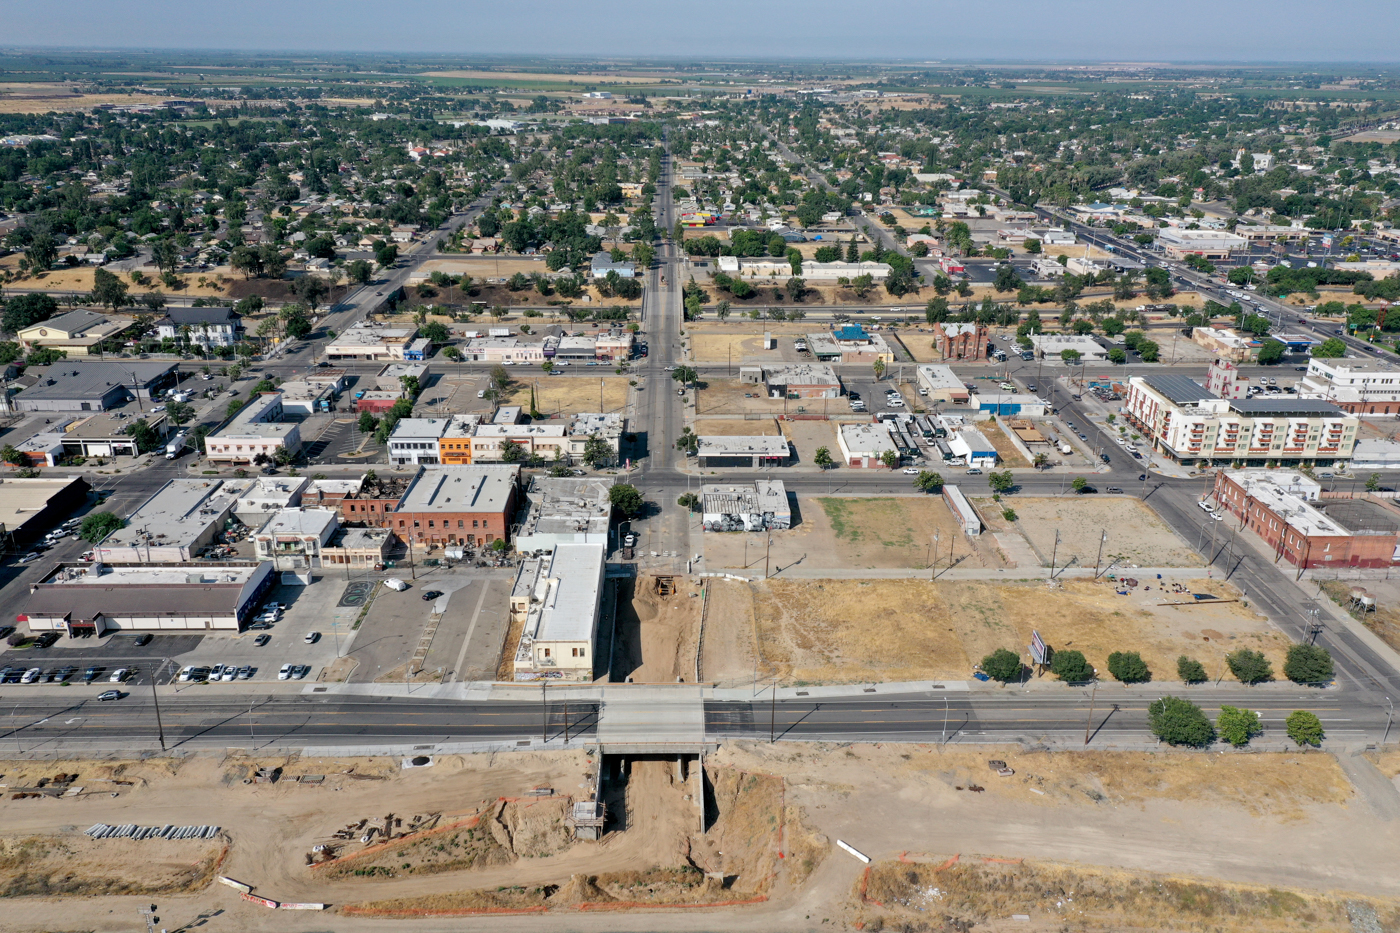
[541,681,548,743]
[1084,683,1098,746]
[1385,696,1394,746]
[931,532,940,581]
[769,680,777,743]
[764,528,772,579]
[1094,530,1107,579]
[151,659,168,752]
[941,696,948,745]
[563,701,569,745]
[1050,529,1061,579]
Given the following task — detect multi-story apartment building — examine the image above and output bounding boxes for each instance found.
[1124,374,1359,467]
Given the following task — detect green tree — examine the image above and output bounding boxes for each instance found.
[1071,476,1088,493]
[128,419,160,453]
[1283,643,1334,684]
[987,470,1015,493]
[608,483,644,518]
[490,364,512,395]
[1217,705,1263,747]
[227,399,245,419]
[347,259,374,285]
[1255,339,1285,365]
[1061,349,1082,364]
[79,511,126,543]
[1137,339,1160,363]
[1366,472,1382,492]
[675,428,699,455]
[358,411,379,433]
[1108,347,1127,364]
[1107,651,1151,684]
[23,232,58,273]
[27,347,66,367]
[291,275,329,311]
[420,321,450,344]
[1148,695,1216,747]
[981,648,1023,683]
[499,439,525,463]
[274,446,295,466]
[2,292,59,332]
[872,359,886,381]
[1050,648,1094,682]
[880,449,899,470]
[671,365,698,388]
[90,267,130,311]
[165,401,194,425]
[1285,710,1325,747]
[1313,337,1347,358]
[677,492,700,511]
[914,470,944,493]
[813,446,834,469]
[0,444,23,465]
[151,237,180,275]
[1177,656,1207,684]
[993,263,1023,292]
[1226,648,1273,685]
[582,433,614,468]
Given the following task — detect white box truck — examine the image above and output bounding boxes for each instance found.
[165,432,188,459]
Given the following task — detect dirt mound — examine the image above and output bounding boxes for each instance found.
[491,797,574,859]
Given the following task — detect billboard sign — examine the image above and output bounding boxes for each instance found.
[1030,630,1048,666]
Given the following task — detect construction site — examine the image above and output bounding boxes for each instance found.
[0,740,1398,933]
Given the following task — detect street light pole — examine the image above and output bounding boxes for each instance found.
[1094,530,1107,579]
[1385,696,1395,746]
[151,658,168,752]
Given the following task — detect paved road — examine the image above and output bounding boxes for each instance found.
[0,687,1383,753]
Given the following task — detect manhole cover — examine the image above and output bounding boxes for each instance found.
[337,581,373,608]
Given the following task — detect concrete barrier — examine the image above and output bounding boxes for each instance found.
[241,893,279,909]
[279,902,329,910]
[217,876,252,894]
[837,839,870,863]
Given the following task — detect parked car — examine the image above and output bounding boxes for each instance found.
[965,468,983,475]
[902,468,919,475]
[1197,500,1215,513]
[1105,487,1124,494]
[220,665,237,682]
[292,665,310,680]
[133,633,152,647]
[237,666,254,680]
[421,590,444,601]
[21,667,42,684]
[108,668,130,683]
[254,633,271,647]
[278,664,293,681]
[209,663,225,680]
[81,666,103,683]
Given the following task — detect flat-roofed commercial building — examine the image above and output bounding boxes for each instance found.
[509,542,606,682]
[1157,228,1249,260]
[916,364,971,404]
[1029,334,1108,362]
[0,476,91,548]
[59,411,170,459]
[837,423,898,468]
[739,363,842,399]
[325,322,418,361]
[1125,374,1360,466]
[20,561,275,636]
[437,414,484,465]
[388,417,450,465]
[470,423,568,464]
[566,413,623,467]
[806,324,894,364]
[252,507,340,571]
[696,435,790,468]
[388,464,519,547]
[233,476,309,523]
[700,480,790,532]
[1213,470,1400,569]
[12,361,178,413]
[206,393,301,465]
[17,310,133,357]
[1299,358,1400,414]
[93,478,247,563]
[513,476,613,554]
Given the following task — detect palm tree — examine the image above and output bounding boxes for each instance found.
[177,324,192,357]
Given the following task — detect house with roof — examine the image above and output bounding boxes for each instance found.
[154,307,244,349]
[17,310,133,357]
[590,252,636,278]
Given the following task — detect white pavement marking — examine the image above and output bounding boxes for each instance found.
[451,579,493,682]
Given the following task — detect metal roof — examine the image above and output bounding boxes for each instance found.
[1227,398,1346,416]
[1144,374,1216,406]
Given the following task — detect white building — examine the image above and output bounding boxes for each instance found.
[1124,374,1360,465]
[695,435,790,468]
[837,423,899,468]
[233,476,309,524]
[916,364,971,404]
[253,507,340,571]
[21,561,276,636]
[512,476,614,554]
[1298,358,1400,414]
[325,322,419,361]
[510,543,606,682]
[388,417,451,465]
[1029,334,1108,362]
[1157,228,1249,260]
[206,392,300,465]
[700,480,790,532]
[948,426,998,469]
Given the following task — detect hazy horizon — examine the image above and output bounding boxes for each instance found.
[6,0,1400,64]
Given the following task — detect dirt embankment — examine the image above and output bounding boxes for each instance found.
[0,834,225,898]
[859,856,1394,933]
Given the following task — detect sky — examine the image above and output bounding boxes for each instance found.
[5,0,1400,63]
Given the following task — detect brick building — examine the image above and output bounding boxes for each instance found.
[935,322,988,361]
[1212,469,1400,570]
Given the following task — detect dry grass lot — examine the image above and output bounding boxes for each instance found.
[701,497,986,578]
[981,496,1201,568]
[1320,578,1400,655]
[695,381,846,418]
[504,376,629,415]
[691,332,788,364]
[0,87,171,114]
[702,575,1289,686]
[979,419,1031,468]
[0,257,235,297]
[691,417,780,437]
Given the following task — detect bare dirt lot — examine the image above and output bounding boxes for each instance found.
[781,420,839,467]
[504,376,629,416]
[701,497,996,578]
[692,332,789,365]
[1319,578,1400,655]
[612,573,702,683]
[691,417,780,437]
[979,496,1201,569]
[701,576,1289,686]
